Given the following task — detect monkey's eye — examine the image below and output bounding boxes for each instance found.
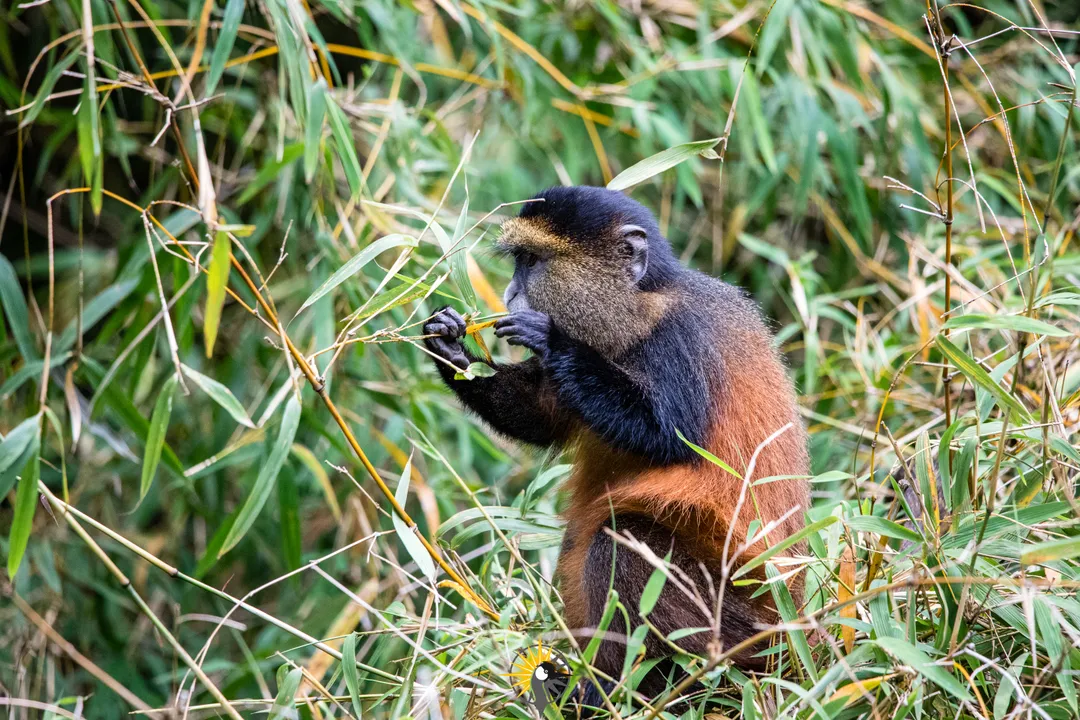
[516,251,540,269]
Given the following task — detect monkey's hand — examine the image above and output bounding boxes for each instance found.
[424,306,470,371]
[494,309,551,357]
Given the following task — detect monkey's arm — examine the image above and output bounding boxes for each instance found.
[425,308,573,447]
[544,323,710,465]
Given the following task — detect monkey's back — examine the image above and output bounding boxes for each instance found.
[557,271,810,633]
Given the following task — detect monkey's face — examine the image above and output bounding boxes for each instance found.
[498,216,652,352]
[497,187,680,353]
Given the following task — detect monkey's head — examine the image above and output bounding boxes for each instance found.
[497,187,681,354]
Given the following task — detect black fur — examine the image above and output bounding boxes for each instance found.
[425,304,709,465]
[545,318,708,464]
[583,514,761,698]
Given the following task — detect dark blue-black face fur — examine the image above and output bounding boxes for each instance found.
[519,186,682,290]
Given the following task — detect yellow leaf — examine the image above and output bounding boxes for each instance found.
[839,545,856,653]
[829,674,894,706]
[204,231,231,357]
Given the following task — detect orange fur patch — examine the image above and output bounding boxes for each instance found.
[556,324,809,632]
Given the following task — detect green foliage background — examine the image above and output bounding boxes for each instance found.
[0,1,1078,718]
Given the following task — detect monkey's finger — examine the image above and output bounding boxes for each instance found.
[434,309,466,337]
[425,322,451,337]
[448,311,467,336]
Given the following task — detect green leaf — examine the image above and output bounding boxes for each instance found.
[205,0,244,94]
[454,361,496,380]
[756,0,795,75]
[936,336,1030,421]
[278,471,301,571]
[297,234,418,313]
[8,449,40,578]
[872,637,972,703]
[766,562,817,681]
[639,551,670,617]
[326,97,364,196]
[742,679,759,720]
[0,253,37,361]
[606,137,721,191]
[391,454,437,582]
[994,652,1028,720]
[20,49,80,129]
[733,516,836,579]
[77,80,102,215]
[675,427,742,478]
[342,633,363,718]
[220,394,302,556]
[845,515,924,543]
[181,363,256,429]
[140,374,178,500]
[943,313,1071,338]
[1022,535,1080,565]
[204,231,231,357]
[0,352,72,400]
[0,415,40,500]
[304,78,328,182]
[269,666,303,720]
[58,279,139,353]
[449,192,477,308]
[236,143,305,205]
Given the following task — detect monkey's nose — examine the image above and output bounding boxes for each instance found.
[504,288,531,313]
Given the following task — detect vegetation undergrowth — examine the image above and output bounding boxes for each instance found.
[0,1,1078,719]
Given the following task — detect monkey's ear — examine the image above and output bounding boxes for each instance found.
[620,224,649,283]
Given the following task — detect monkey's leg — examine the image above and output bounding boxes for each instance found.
[578,514,764,705]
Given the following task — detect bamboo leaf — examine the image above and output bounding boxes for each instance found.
[936,336,1030,421]
[733,516,836,579]
[297,234,418,313]
[873,637,972,703]
[236,144,305,205]
[269,666,303,720]
[391,454,437,582]
[838,545,856,653]
[943,313,1070,338]
[639,552,670,617]
[181,363,256,429]
[0,415,40,500]
[205,0,244,94]
[140,374,178,500]
[20,49,80,129]
[342,633,363,717]
[676,427,742,478]
[290,443,341,520]
[846,515,923,543]
[8,449,41,578]
[1022,536,1080,566]
[304,78,328,182]
[326,97,364,196]
[77,81,102,215]
[0,253,37,361]
[204,231,231,357]
[607,138,721,191]
[220,394,302,556]
[449,191,477,308]
[767,562,817,680]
